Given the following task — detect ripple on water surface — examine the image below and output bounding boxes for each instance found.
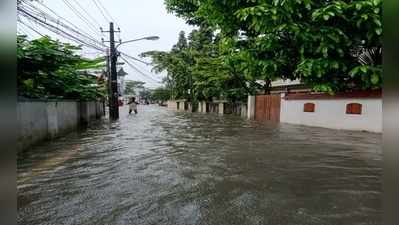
[18,105,382,225]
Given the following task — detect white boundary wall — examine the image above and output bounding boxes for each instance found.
[247,96,256,120]
[280,94,382,132]
[17,100,104,151]
[167,100,178,110]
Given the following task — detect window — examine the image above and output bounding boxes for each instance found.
[303,103,315,112]
[346,103,362,114]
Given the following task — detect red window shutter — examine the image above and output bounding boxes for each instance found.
[304,103,315,112]
[346,103,362,114]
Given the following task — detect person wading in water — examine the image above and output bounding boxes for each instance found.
[128,97,138,114]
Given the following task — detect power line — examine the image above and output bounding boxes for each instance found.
[61,0,102,37]
[18,18,97,57]
[91,0,121,39]
[20,1,105,47]
[34,0,101,40]
[120,56,162,84]
[119,52,151,65]
[69,0,104,34]
[18,18,45,37]
[19,11,103,52]
[18,7,105,52]
[129,57,164,79]
[119,52,164,81]
[18,3,106,50]
[92,0,113,22]
[17,24,32,36]
[93,0,116,23]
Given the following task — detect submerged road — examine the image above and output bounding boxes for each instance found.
[18,105,382,225]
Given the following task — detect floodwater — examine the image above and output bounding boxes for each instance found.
[18,105,382,225]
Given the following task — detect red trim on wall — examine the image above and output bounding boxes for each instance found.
[303,103,315,112]
[284,90,381,100]
[346,103,362,114]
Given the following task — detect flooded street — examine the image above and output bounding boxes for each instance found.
[18,105,382,225]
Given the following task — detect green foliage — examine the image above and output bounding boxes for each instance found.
[124,80,145,95]
[150,87,171,102]
[141,27,251,103]
[139,89,152,102]
[141,31,192,100]
[17,35,106,100]
[165,0,382,92]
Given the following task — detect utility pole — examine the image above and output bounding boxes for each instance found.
[102,22,120,119]
[101,24,159,118]
[105,48,112,117]
[109,22,119,119]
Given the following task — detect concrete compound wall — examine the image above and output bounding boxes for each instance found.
[167,100,188,111]
[167,100,178,110]
[247,96,256,120]
[17,100,105,151]
[168,100,247,117]
[280,94,382,132]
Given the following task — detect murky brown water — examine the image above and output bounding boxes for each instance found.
[18,105,382,225]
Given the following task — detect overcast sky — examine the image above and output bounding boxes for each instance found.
[19,0,193,88]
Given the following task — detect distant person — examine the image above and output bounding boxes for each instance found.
[128,97,138,114]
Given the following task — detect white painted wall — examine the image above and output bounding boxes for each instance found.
[271,79,301,87]
[198,101,206,113]
[167,100,178,110]
[280,94,382,132]
[247,96,255,120]
[17,101,104,151]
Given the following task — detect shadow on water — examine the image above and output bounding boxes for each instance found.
[18,105,382,225]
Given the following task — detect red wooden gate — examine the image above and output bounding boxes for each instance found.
[255,95,281,122]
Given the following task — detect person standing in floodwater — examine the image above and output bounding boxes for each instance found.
[128,97,138,114]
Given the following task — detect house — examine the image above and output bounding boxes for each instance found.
[248,79,382,132]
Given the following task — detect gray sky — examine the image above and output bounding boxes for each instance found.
[19,0,193,88]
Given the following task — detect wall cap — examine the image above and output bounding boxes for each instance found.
[284,90,381,100]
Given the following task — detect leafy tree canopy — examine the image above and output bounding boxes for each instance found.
[165,0,382,93]
[141,28,251,104]
[150,87,171,102]
[17,35,106,100]
[124,80,145,96]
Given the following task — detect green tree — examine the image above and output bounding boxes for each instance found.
[124,80,145,95]
[17,35,106,100]
[165,0,382,93]
[142,28,251,104]
[139,88,152,102]
[141,31,192,100]
[151,87,171,103]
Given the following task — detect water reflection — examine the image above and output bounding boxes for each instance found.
[18,105,382,225]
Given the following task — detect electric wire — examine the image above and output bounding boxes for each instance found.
[128,57,164,80]
[91,0,122,40]
[120,56,162,84]
[34,0,101,39]
[18,18,45,37]
[96,0,115,22]
[17,24,32,36]
[61,0,102,37]
[18,4,106,50]
[18,7,105,52]
[91,0,111,23]
[93,0,116,24]
[20,2,105,47]
[19,11,104,52]
[70,0,103,30]
[119,52,151,65]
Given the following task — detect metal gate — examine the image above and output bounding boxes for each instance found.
[255,94,281,122]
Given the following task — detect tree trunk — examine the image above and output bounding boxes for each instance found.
[264,79,271,95]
